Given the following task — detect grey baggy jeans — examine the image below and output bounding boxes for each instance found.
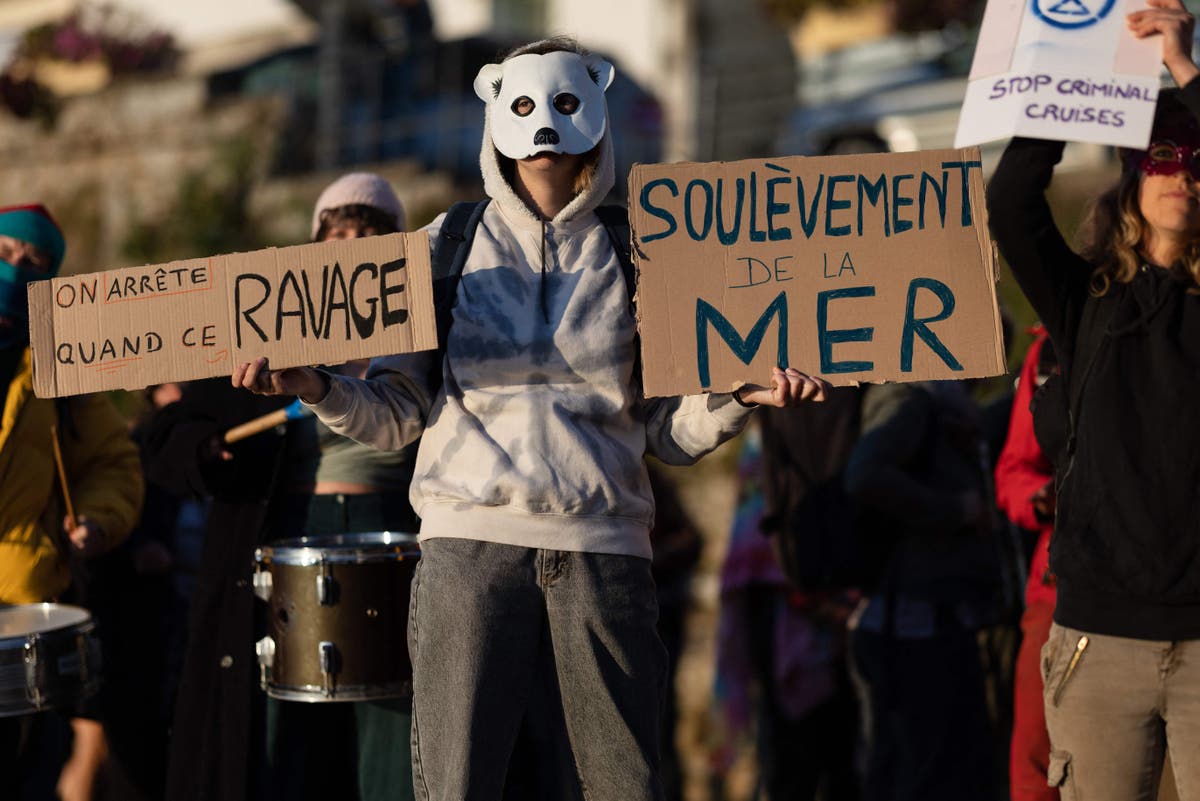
[408,538,668,801]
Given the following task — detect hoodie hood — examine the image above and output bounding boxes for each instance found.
[480,116,616,226]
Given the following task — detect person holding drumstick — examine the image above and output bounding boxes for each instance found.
[268,173,420,801]
[0,203,143,801]
[235,37,829,800]
[143,175,418,801]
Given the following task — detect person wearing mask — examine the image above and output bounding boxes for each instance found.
[986,2,1200,797]
[0,203,143,801]
[233,37,828,801]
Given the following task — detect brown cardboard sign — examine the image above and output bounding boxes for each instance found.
[629,147,1005,397]
[28,232,436,398]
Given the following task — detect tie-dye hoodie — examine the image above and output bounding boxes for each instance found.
[306,119,753,559]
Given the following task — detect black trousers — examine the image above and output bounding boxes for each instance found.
[851,625,996,801]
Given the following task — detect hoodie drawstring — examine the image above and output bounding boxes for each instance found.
[539,220,549,324]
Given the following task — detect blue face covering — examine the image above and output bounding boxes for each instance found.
[0,206,66,349]
[0,260,37,348]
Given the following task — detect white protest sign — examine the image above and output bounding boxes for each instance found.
[956,0,1162,149]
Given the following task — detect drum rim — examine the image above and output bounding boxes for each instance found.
[256,531,419,566]
[0,603,94,643]
[264,679,412,703]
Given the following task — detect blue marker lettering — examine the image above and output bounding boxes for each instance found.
[816,286,875,373]
[900,277,963,372]
[696,292,789,388]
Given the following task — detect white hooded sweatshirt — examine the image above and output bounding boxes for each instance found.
[306,108,753,558]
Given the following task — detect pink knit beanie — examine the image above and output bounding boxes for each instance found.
[310,172,406,238]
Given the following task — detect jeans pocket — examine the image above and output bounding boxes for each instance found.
[1047,750,1076,801]
[1049,630,1090,707]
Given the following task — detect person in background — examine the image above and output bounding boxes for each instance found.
[844,380,1000,801]
[0,203,144,801]
[142,173,415,801]
[986,2,1200,797]
[713,421,860,801]
[994,327,1060,801]
[268,172,419,801]
[81,383,184,801]
[645,465,702,801]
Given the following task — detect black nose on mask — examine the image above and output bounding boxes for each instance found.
[533,128,560,146]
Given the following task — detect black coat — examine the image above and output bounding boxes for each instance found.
[142,379,297,801]
[987,83,1200,640]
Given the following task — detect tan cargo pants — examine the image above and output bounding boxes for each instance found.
[1042,623,1200,801]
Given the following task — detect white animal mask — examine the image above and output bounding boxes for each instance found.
[474,51,615,160]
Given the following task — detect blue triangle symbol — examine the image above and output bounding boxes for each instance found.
[1048,0,1091,15]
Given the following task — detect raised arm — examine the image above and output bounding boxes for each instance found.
[986,138,1092,352]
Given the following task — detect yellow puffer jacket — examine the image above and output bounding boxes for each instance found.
[0,349,143,604]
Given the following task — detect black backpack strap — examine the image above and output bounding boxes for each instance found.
[428,200,489,395]
[595,204,644,392]
[595,205,635,306]
[432,199,490,334]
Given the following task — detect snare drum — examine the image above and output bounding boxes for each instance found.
[252,531,418,702]
[0,603,101,717]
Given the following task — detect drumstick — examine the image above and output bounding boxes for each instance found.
[50,424,77,531]
[223,400,312,444]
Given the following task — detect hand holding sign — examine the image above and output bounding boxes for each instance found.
[956,0,1167,149]
[630,149,1005,397]
[736,367,830,407]
[233,357,327,403]
[28,233,436,398]
[1128,0,1199,87]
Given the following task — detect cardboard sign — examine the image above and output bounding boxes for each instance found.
[630,148,1005,397]
[955,0,1162,149]
[28,233,436,398]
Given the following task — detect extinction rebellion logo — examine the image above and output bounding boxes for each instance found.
[1033,0,1116,29]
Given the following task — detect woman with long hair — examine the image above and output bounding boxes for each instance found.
[987,2,1200,798]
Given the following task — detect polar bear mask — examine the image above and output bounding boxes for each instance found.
[474,51,615,161]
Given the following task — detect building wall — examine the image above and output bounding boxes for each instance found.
[693,0,796,161]
[427,0,495,40]
[0,76,461,275]
[545,0,696,162]
[426,0,795,162]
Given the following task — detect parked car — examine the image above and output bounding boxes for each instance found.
[774,27,1111,173]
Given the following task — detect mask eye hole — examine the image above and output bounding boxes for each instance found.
[511,96,535,117]
[553,93,580,115]
[1149,143,1179,162]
